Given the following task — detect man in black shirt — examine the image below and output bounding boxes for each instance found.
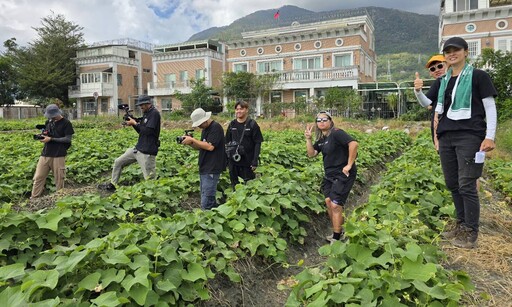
[99,95,161,191]
[180,108,226,210]
[225,101,263,188]
[31,104,75,198]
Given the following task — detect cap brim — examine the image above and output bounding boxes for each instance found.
[442,44,464,52]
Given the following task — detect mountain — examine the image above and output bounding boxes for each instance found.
[188,5,438,56]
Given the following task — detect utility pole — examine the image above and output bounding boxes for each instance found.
[387,59,391,81]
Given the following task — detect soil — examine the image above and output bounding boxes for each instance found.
[14,121,512,306]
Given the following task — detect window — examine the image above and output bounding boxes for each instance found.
[294,90,308,102]
[314,41,322,49]
[275,45,282,53]
[467,40,480,59]
[164,74,176,87]
[257,47,264,55]
[117,74,123,86]
[257,60,283,73]
[240,49,247,56]
[454,0,478,11]
[162,98,172,111]
[102,73,113,83]
[134,75,139,89]
[294,43,301,51]
[496,37,512,52]
[465,23,477,33]
[293,56,321,70]
[179,71,188,86]
[496,20,508,30]
[195,69,205,80]
[335,38,344,47]
[233,63,248,72]
[333,53,352,67]
[270,91,282,103]
[143,68,151,73]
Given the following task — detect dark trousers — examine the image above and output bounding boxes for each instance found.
[438,131,484,233]
[228,163,255,188]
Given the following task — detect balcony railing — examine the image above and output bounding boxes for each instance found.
[68,83,114,98]
[147,80,191,96]
[269,66,359,83]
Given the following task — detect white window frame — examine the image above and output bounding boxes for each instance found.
[335,38,344,47]
[496,20,508,30]
[465,23,477,33]
[233,62,249,72]
[495,36,512,52]
[257,47,264,55]
[294,43,301,51]
[314,41,322,49]
[256,60,283,73]
[275,45,282,53]
[332,52,353,67]
[466,39,481,59]
[292,56,322,70]
[161,98,172,111]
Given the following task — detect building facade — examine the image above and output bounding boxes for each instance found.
[147,40,226,113]
[439,0,512,58]
[68,38,153,117]
[226,15,377,116]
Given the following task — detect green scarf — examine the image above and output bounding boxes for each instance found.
[436,63,473,120]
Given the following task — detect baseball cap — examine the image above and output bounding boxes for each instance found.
[442,37,469,52]
[425,54,446,68]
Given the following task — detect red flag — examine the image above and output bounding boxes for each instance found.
[274,10,280,20]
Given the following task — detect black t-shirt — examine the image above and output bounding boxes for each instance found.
[226,119,264,166]
[135,106,161,155]
[313,128,357,177]
[199,121,226,174]
[426,69,497,139]
[41,117,74,157]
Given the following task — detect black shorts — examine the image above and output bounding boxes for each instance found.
[321,173,356,206]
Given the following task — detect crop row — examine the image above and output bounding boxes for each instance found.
[0,129,410,305]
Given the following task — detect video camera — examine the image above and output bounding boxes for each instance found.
[33,124,49,140]
[118,104,139,125]
[176,129,194,144]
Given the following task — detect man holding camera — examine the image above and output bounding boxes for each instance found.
[225,101,263,188]
[99,95,161,191]
[179,108,226,210]
[31,104,74,198]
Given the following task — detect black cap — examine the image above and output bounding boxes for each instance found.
[442,37,468,52]
[135,95,152,106]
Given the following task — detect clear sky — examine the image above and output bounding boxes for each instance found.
[0,0,439,50]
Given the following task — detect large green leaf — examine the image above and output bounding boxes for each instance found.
[77,272,101,290]
[401,256,438,282]
[101,249,131,264]
[0,263,25,280]
[35,208,72,231]
[181,263,207,282]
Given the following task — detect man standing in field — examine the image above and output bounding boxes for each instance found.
[225,100,263,188]
[179,107,226,210]
[31,104,74,198]
[99,95,161,191]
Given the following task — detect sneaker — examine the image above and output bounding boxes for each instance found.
[98,182,116,191]
[451,226,478,249]
[326,231,346,243]
[441,223,462,240]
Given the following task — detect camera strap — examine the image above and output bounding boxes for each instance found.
[234,119,251,153]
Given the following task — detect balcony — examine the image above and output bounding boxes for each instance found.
[147,80,191,96]
[272,66,359,83]
[68,83,115,98]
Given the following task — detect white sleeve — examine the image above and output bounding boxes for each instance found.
[414,90,432,108]
[482,96,497,140]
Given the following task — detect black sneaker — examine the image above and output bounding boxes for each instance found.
[98,182,116,191]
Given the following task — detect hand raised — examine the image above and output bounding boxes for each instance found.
[414,72,423,92]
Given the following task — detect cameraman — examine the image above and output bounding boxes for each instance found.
[99,95,161,191]
[179,108,226,210]
[225,101,263,188]
[31,104,74,198]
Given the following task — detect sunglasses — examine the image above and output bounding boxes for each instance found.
[316,118,330,123]
[429,63,444,72]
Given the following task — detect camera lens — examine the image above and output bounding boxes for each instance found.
[176,136,184,144]
[232,153,241,162]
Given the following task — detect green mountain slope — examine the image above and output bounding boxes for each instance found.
[188,5,439,55]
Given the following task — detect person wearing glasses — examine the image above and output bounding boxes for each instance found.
[305,111,358,243]
[414,54,447,145]
[414,37,497,249]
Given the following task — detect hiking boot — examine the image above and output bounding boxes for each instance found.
[441,223,462,240]
[326,231,346,243]
[98,182,116,191]
[451,226,478,249]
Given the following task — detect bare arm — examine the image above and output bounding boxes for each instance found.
[342,141,358,176]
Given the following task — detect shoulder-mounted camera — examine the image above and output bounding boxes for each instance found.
[118,104,140,125]
[33,124,49,140]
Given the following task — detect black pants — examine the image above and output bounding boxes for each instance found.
[438,131,484,233]
[228,163,255,188]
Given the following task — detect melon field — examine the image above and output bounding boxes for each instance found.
[0,117,510,306]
